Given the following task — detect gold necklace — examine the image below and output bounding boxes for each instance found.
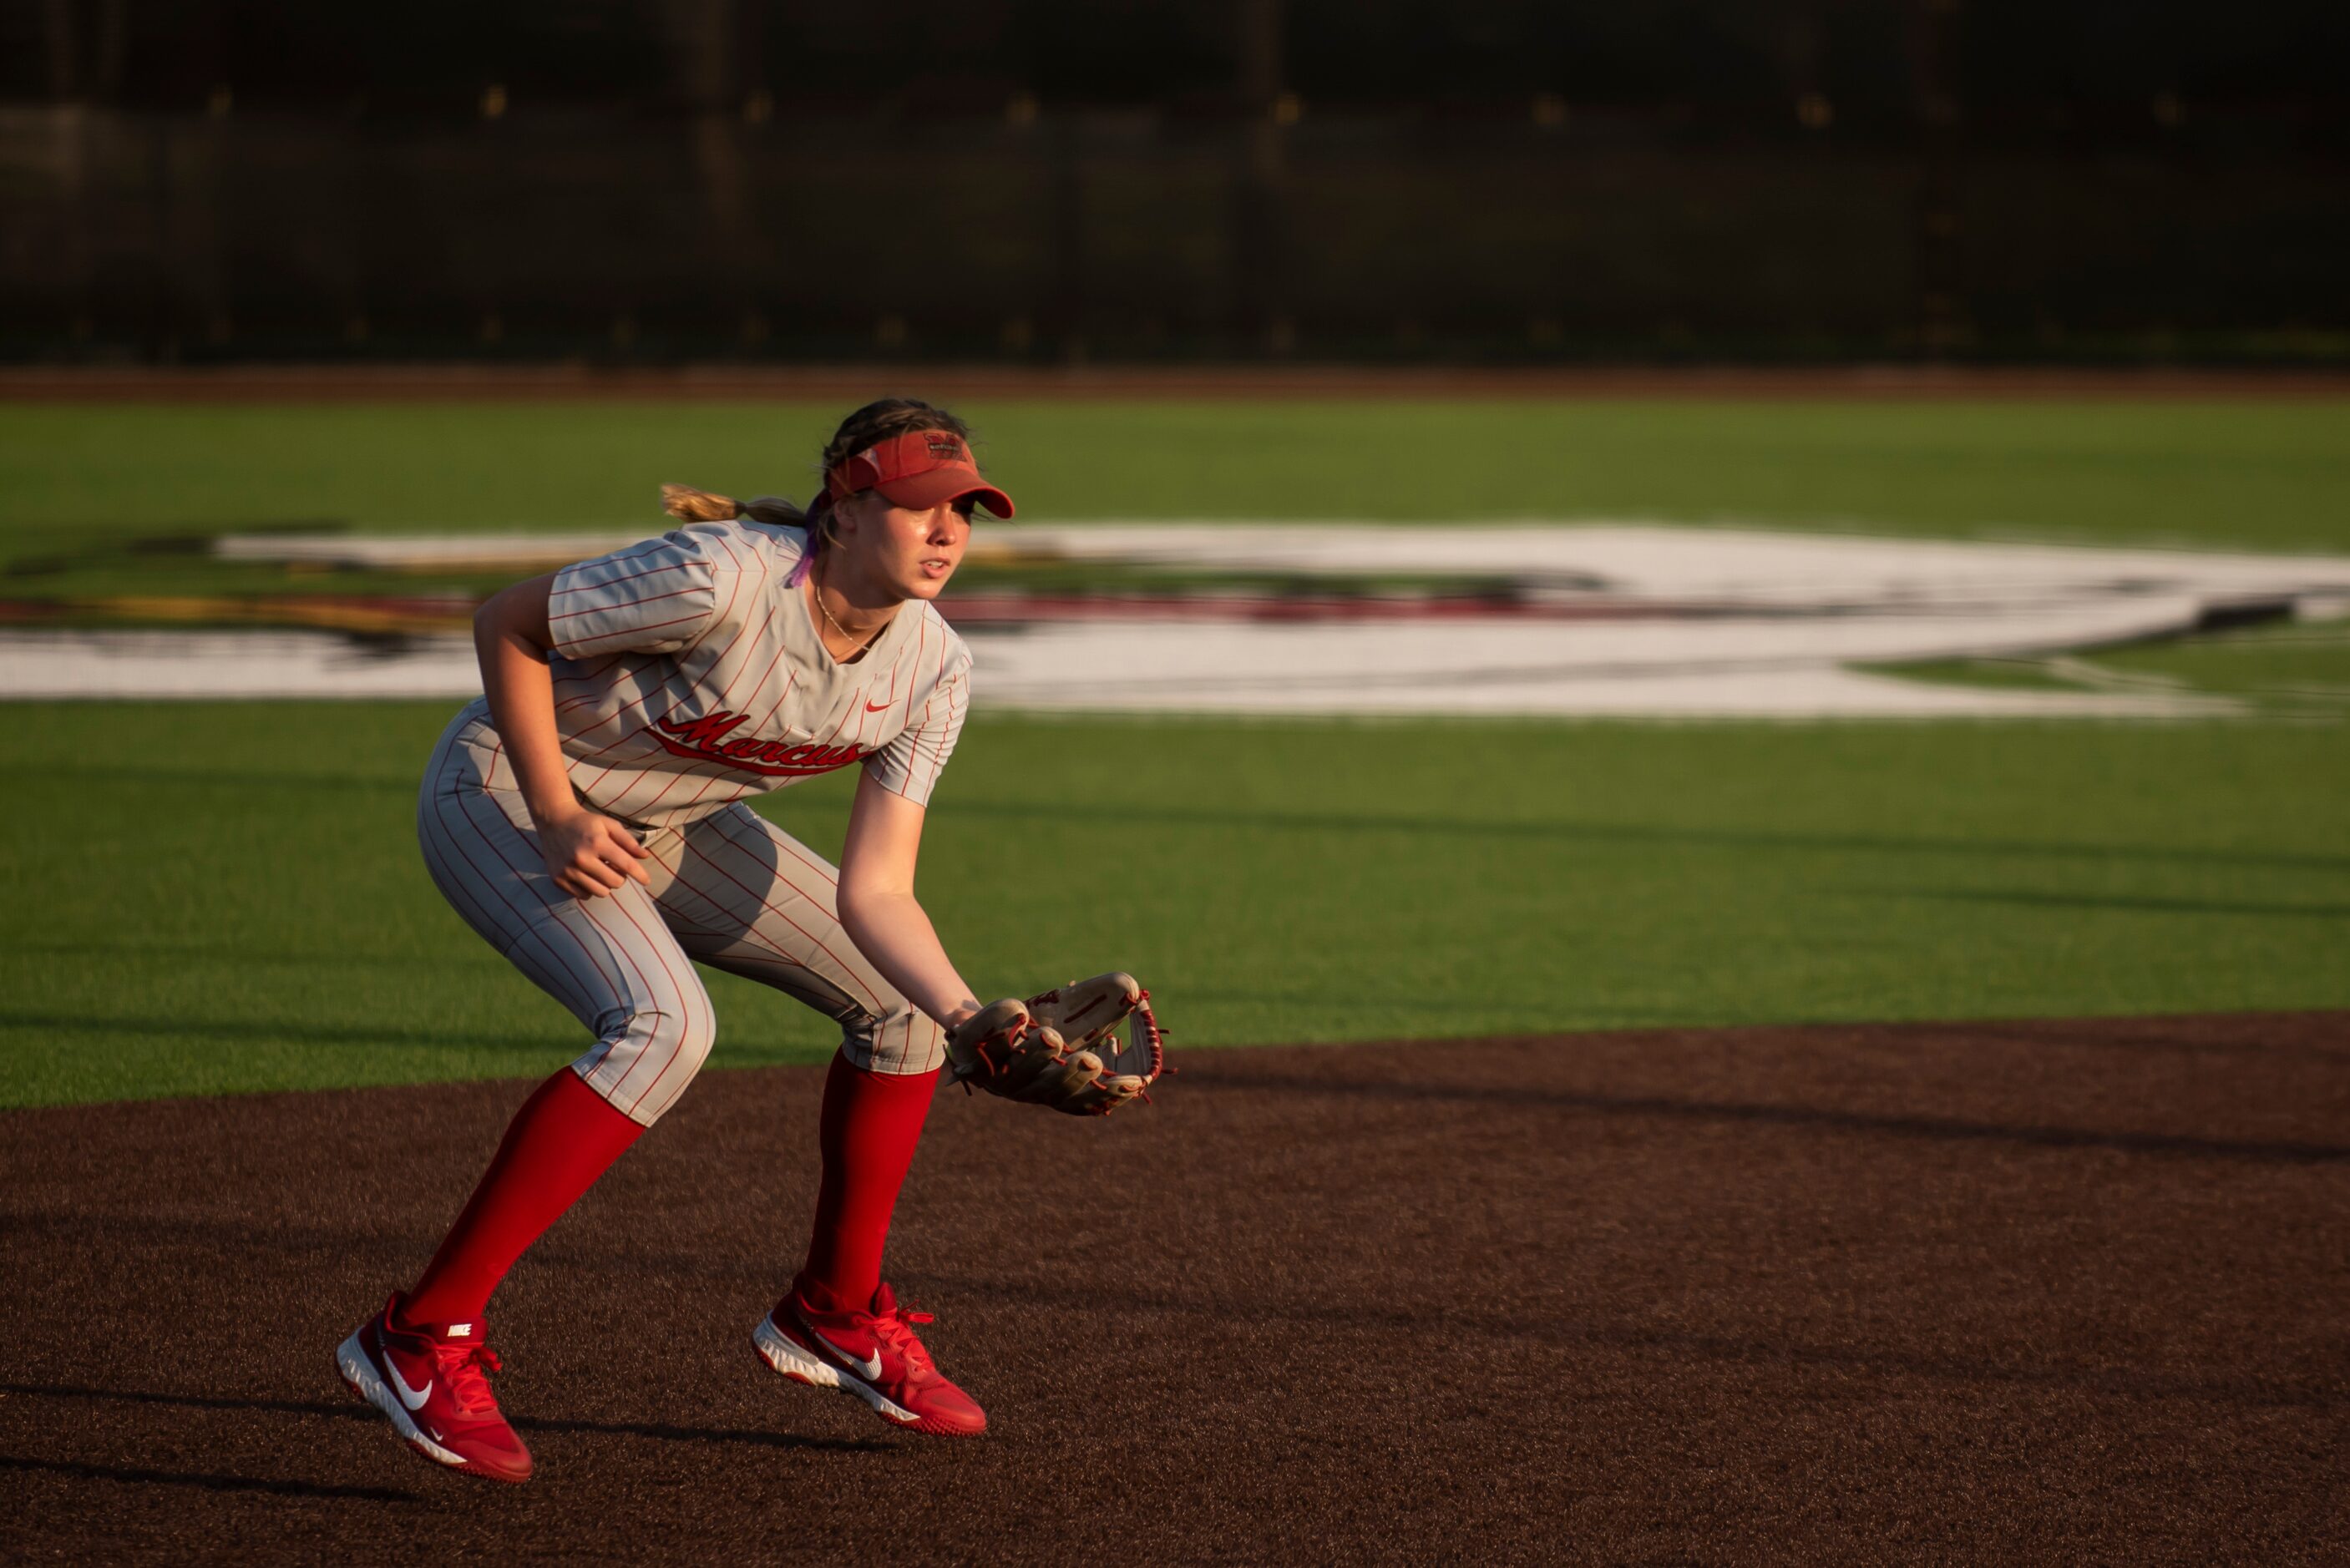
[812,560,884,660]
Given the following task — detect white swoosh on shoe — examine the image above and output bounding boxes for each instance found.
[812,1328,882,1381]
[385,1357,433,1412]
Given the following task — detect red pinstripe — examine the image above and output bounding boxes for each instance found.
[417,832,621,1021]
[610,543,770,821]
[672,807,941,1073]
[646,832,823,980]
[683,812,886,1014]
[908,648,958,795]
[919,671,970,795]
[566,676,705,797]
[421,736,581,966]
[648,660,791,820]
[544,540,670,600]
[869,633,966,800]
[557,668,673,741]
[550,552,697,595]
[473,731,692,1087]
[534,526,968,835]
[744,662,801,733]
[549,584,704,624]
[693,529,760,654]
[561,534,671,569]
[762,814,844,888]
[625,560,793,821]
[552,655,624,716]
[737,611,803,726]
[569,562,760,806]
[566,658,699,756]
[422,529,981,1097]
[430,772,631,1043]
[571,888,699,1090]
[809,664,864,751]
[844,688,871,753]
[554,655,618,684]
[686,945,828,989]
[674,834,882,1018]
[602,883,713,1120]
[904,615,929,729]
[892,675,944,797]
[416,789,524,964]
[561,611,707,653]
[473,734,637,1004]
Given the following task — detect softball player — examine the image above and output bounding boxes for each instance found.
[337,398,1010,1482]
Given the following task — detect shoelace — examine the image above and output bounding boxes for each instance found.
[435,1343,506,1417]
[866,1305,939,1380]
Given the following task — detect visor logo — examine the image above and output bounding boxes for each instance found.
[923,434,966,461]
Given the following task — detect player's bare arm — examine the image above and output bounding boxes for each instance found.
[471,571,651,899]
[837,767,982,1029]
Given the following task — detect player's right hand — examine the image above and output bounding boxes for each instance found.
[535,805,654,899]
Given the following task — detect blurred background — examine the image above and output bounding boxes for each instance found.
[5,0,2347,367]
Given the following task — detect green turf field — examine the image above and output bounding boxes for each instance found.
[3,702,2347,1109]
[3,395,2346,1109]
[1882,615,2350,715]
[4,400,2349,603]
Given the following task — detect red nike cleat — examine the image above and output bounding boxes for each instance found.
[752,1282,987,1437]
[336,1293,534,1483]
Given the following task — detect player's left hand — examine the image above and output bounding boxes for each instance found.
[944,974,1167,1115]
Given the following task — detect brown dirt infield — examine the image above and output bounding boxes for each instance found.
[3,1014,2345,1564]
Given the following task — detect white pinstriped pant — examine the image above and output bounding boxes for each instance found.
[416,705,946,1126]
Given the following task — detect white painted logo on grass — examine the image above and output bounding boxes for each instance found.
[12,524,2346,717]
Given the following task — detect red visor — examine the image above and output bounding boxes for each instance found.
[823,430,1015,520]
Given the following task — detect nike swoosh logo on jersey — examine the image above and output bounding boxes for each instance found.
[811,1327,883,1380]
[385,1355,433,1412]
[864,699,893,711]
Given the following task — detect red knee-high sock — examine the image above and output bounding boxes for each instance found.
[795,1051,940,1314]
[399,1067,644,1328]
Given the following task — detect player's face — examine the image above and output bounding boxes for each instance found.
[842,493,973,603]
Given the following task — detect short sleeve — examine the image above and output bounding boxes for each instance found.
[867,650,971,806]
[546,528,726,660]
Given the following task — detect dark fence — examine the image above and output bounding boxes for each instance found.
[5,0,2345,366]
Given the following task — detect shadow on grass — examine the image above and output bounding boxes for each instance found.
[945,798,2350,876]
[13,760,2342,878]
[1869,887,2350,919]
[0,761,416,794]
[8,766,2340,888]
[16,940,512,971]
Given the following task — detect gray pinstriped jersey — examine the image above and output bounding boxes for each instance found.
[528,518,971,827]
